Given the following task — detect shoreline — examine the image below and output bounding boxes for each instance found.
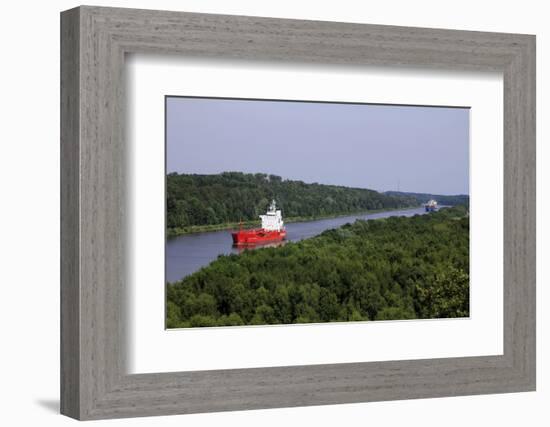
[167,205,420,239]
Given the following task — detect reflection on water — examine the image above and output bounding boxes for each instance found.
[166,206,430,283]
[234,240,288,253]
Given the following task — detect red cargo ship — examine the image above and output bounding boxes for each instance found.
[231,200,287,246]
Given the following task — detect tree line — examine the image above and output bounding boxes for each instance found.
[167,172,419,235]
[166,206,470,328]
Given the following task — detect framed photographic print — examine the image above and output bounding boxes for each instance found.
[61,6,536,420]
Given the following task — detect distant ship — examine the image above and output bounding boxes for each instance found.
[231,200,287,246]
[424,199,438,212]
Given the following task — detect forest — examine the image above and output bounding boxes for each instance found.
[166,206,470,328]
[167,172,419,236]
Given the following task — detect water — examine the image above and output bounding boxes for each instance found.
[166,206,430,283]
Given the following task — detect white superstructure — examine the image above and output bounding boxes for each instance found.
[259,200,285,231]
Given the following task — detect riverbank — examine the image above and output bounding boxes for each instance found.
[167,205,420,238]
[167,206,470,328]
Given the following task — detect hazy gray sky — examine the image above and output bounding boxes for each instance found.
[166,97,469,195]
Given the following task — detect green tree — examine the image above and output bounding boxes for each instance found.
[167,207,470,327]
[166,171,422,235]
[166,301,182,328]
[416,266,469,318]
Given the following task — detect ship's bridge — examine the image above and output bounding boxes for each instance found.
[260,200,284,231]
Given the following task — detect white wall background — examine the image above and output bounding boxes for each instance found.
[0,0,546,425]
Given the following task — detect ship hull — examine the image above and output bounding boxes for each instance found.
[425,206,437,212]
[231,228,287,246]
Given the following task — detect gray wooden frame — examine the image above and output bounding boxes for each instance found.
[60,5,536,420]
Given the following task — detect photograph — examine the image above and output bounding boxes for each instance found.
[53,4,537,421]
[165,96,470,328]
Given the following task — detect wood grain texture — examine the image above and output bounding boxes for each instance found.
[60,7,80,419]
[60,6,536,420]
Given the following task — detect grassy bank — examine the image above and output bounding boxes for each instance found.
[167,205,420,238]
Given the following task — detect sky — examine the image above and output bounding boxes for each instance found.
[166,97,469,195]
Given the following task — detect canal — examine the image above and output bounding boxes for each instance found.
[166,206,431,283]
